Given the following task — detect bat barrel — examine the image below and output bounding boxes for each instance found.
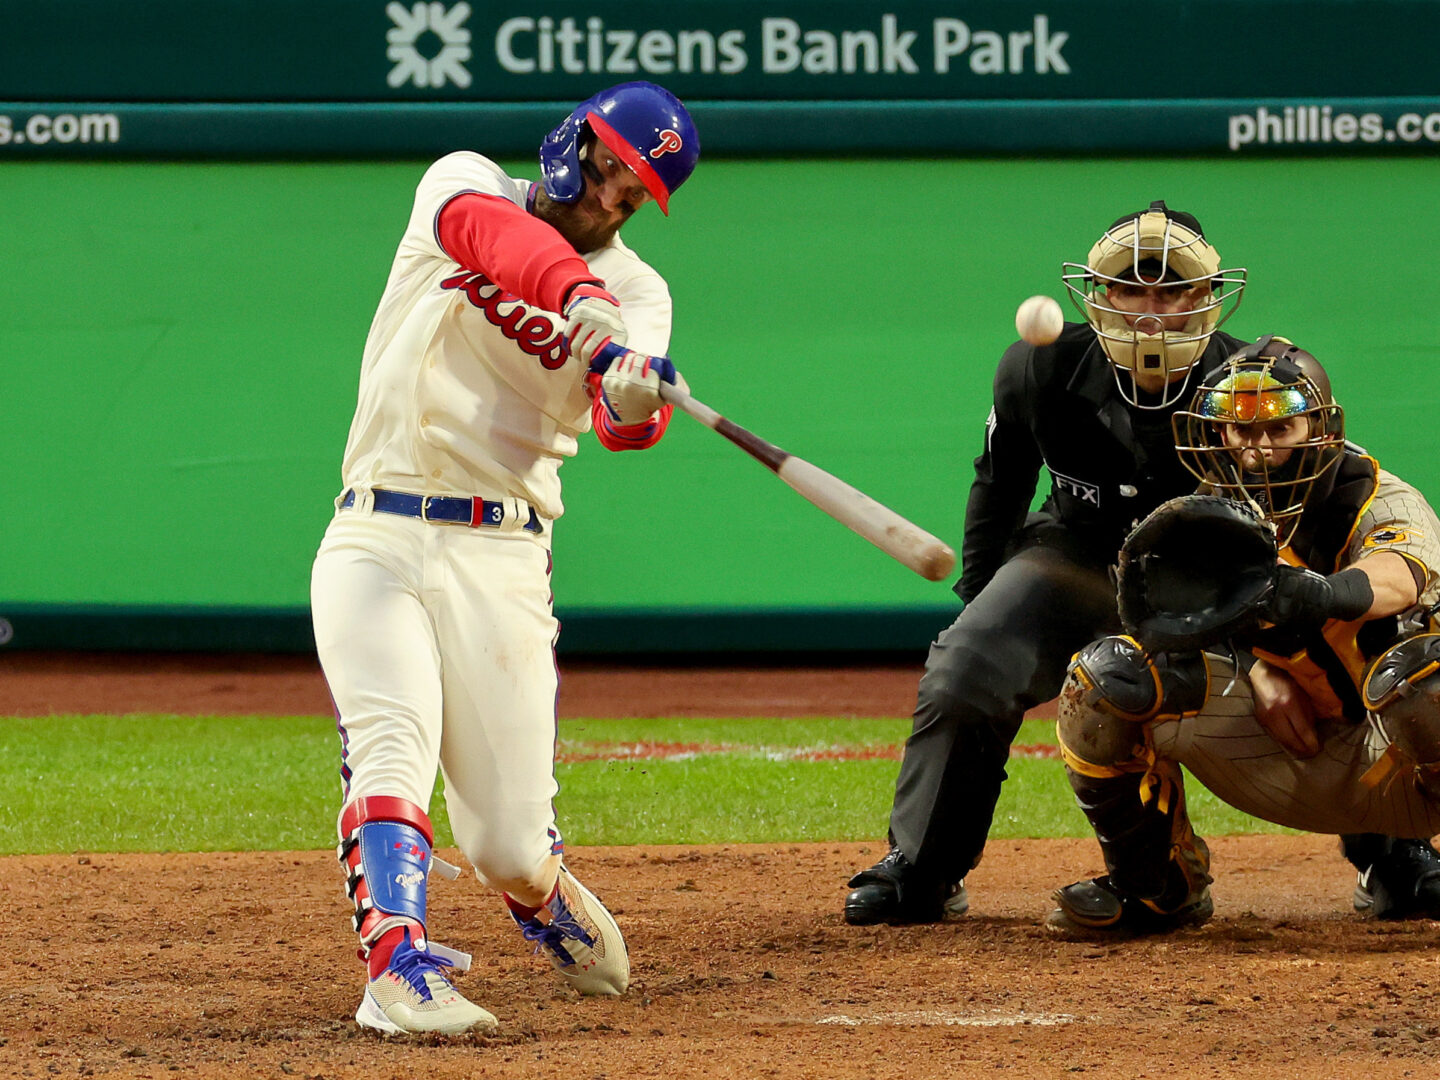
[777,458,956,582]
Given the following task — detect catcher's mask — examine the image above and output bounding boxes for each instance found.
[1172,335,1345,545]
[1062,200,1247,409]
[540,81,699,215]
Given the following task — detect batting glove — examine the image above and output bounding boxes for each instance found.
[598,347,684,425]
[563,283,627,366]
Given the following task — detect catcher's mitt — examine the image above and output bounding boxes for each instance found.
[1116,494,1279,652]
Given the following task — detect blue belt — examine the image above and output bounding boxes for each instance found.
[340,489,543,534]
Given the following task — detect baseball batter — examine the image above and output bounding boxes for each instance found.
[309,82,699,1035]
[1050,338,1440,934]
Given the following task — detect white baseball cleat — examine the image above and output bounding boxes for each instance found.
[512,866,630,995]
[355,930,498,1036]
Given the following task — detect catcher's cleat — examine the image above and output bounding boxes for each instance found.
[1046,875,1213,937]
[1353,838,1440,920]
[511,866,629,995]
[844,848,969,926]
[356,929,498,1036]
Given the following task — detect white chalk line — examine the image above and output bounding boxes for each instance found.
[814,1010,1078,1028]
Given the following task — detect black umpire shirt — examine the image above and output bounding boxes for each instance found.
[957,323,1246,604]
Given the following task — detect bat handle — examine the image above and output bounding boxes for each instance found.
[659,378,720,427]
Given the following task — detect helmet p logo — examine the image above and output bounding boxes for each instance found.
[650,129,683,159]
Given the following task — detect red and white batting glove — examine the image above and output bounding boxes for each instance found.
[563,283,627,366]
[598,348,686,425]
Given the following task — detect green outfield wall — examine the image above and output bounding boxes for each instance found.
[2,155,1439,651]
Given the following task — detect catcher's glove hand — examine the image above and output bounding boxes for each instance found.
[1116,494,1279,653]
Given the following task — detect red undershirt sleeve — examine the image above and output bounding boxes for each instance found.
[436,192,599,313]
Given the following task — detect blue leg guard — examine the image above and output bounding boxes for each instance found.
[337,796,434,946]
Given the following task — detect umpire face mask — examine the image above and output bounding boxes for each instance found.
[1172,357,1344,545]
[1061,203,1247,409]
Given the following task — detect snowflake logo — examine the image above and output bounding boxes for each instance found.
[387,2,472,89]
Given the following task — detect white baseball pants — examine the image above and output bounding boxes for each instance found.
[311,506,563,903]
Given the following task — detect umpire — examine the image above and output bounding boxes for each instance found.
[845,201,1248,923]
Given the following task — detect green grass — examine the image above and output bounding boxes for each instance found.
[0,714,1293,854]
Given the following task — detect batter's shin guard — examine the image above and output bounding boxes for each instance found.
[337,796,435,964]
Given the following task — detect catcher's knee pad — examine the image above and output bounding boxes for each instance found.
[1058,637,1210,770]
[1365,634,1440,770]
[337,795,435,949]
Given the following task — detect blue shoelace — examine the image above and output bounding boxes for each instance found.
[519,899,595,966]
[385,940,457,1002]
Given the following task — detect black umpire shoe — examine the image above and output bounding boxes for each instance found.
[1046,875,1213,937]
[1353,837,1440,919]
[844,848,969,925]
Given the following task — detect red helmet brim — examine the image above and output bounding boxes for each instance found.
[586,111,671,215]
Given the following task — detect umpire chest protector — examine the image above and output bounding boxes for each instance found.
[998,328,1245,546]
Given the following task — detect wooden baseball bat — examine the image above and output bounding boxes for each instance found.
[590,347,956,581]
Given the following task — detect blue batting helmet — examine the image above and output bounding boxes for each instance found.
[539,82,699,215]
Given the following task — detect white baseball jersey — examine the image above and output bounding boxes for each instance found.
[338,151,672,520]
[312,152,677,910]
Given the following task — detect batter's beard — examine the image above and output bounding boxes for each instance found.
[533,189,628,253]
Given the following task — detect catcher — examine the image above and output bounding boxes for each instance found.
[1049,336,1440,934]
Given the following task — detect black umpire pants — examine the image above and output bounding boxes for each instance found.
[888,524,1121,884]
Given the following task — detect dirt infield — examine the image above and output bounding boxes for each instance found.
[0,651,925,719]
[4,653,1440,1079]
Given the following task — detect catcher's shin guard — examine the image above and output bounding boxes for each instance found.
[1365,634,1440,793]
[338,795,437,955]
[1060,725,1212,909]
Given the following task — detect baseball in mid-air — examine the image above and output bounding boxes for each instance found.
[1015,294,1064,346]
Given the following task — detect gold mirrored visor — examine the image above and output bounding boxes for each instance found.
[1195,371,1311,424]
